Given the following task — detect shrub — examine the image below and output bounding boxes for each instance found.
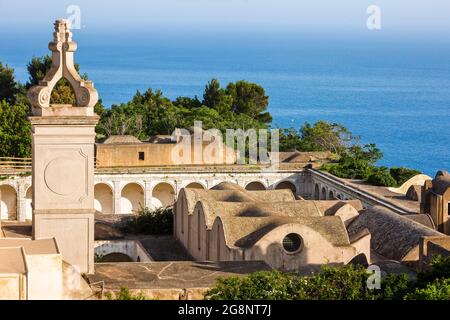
[120,206,173,235]
[376,273,413,300]
[389,167,421,186]
[405,278,450,300]
[319,144,382,180]
[366,167,397,187]
[294,265,376,300]
[204,255,450,300]
[105,287,148,300]
[320,163,340,174]
[204,270,297,300]
[416,255,450,287]
[205,265,379,300]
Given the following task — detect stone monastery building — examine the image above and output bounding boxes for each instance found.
[0,20,449,299]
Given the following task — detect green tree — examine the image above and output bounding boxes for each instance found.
[173,96,202,109]
[26,55,52,87]
[203,79,233,113]
[278,127,303,151]
[300,121,357,154]
[121,207,173,235]
[94,99,106,117]
[347,143,383,164]
[0,100,31,158]
[366,167,397,187]
[0,62,20,104]
[390,167,422,186]
[97,102,146,139]
[321,143,384,180]
[226,80,270,121]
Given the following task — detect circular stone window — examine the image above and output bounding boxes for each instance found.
[282,233,303,254]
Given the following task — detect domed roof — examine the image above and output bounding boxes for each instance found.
[347,206,442,261]
[103,135,142,144]
[432,171,450,195]
[211,182,246,191]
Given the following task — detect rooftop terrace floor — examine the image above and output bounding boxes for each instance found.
[88,261,271,298]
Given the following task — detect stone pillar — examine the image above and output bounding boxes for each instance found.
[144,181,153,210]
[174,180,183,198]
[27,20,99,274]
[113,181,122,215]
[16,182,27,222]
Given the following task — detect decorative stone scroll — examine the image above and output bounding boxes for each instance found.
[27,19,98,110]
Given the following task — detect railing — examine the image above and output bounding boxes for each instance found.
[0,157,100,175]
[308,168,411,214]
[0,157,32,175]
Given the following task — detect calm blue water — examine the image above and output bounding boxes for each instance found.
[0,31,449,175]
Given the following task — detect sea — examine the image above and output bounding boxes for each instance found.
[0,30,449,176]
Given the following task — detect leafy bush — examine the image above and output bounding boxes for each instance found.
[320,150,421,188]
[204,255,450,300]
[405,278,450,300]
[325,158,373,180]
[106,287,148,300]
[366,167,397,187]
[205,265,379,300]
[204,270,297,300]
[416,255,450,287]
[376,273,413,300]
[0,101,32,158]
[389,167,421,186]
[121,206,173,235]
[320,144,383,180]
[293,265,376,300]
[320,163,340,174]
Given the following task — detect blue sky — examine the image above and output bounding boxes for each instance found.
[1,0,450,36]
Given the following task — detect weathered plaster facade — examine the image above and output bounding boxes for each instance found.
[1,167,419,223]
[175,182,370,272]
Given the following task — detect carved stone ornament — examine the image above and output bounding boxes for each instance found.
[27,19,98,110]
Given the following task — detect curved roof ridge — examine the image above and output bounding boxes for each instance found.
[217,215,350,249]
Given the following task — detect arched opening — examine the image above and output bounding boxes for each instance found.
[95,252,133,263]
[120,183,144,214]
[25,187,32,220]
[245,181,266,191]
[275,181,297,195]
[314,184,320,200]
[0,185,17,220]
[328,190,335,200]
[50,78,76,105]
[321,187,327,200]
[94,183,114,214]
[185,182,205,189]
[152,183,176,209]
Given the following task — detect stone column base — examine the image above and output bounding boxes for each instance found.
[33,210,95,274]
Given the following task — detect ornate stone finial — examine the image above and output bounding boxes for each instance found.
[27,19,98,112]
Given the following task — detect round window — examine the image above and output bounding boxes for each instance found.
[282,233,303,253]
